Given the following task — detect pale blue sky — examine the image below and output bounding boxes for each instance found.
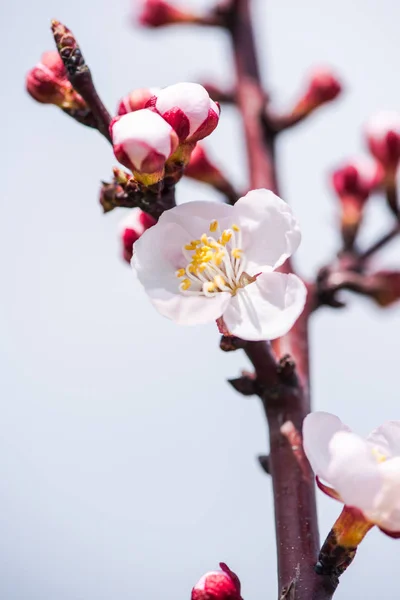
[2,0,400,598]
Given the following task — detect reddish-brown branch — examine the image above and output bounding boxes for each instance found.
[227,1,336,598]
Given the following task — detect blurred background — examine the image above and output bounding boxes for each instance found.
[1,0,400,598]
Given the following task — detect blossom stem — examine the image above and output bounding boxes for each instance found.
[227,1,336,598]
[358,221,400,262]
[316,506,373,583]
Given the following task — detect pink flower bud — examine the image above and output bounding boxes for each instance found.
[148,82,220,143]
[332,157,383,200]
[185,144,224,184]
[292,67,342,118]
[331,157,383,250]
[191,563,242,600]
[366,111,400,172]
[110,109,179,186]
[26,51,86,109]
[117,87,160,116]
[138,0,197,27]
[120,209,156,263]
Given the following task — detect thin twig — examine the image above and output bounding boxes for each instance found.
[358,222,400,262]
[51,20,112,142]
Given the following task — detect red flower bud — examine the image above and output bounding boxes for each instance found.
[366,111,400,174]
[26,51,86,110]
[368,271,400,307]
[138,0,196,27]
[119,209,156,263]
[117,87,160,116]
[332,157,383,200]
[185,144,224,185]
[191,563,242,600]
[292,67,342,118]
[331,158,383,249]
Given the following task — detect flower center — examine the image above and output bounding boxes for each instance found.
[176,220,256,296]
[371,447,387,464]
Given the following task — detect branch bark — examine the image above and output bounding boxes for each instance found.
[226,1,337,597]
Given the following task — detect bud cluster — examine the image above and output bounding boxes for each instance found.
[111,82,220,187]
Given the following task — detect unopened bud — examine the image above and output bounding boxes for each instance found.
[184,144,237,202]
[26,51,86,110]
[292,67,342,118]
[110,109,179,186]
[119,208,156,263]
[138,0,198,27]
[117,87,160,116]
[367,271,400,307]
[148,82,220,143]
[366,111,400,177]
[332,157,383,200]
[332,157,383,249]
[192,563,242,600]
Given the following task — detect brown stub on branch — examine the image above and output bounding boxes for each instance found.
[219,335,247,352]
[228,370,259,396]
[51,20,112,141]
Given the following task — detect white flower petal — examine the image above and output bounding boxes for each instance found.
[132,220,189,292]
[302,412,351,482]
[147,287,231,325]
[222,272,306,341]
[232,189,301,271]
[327,431,383,513]
[372,457,400,532]
[159,200,233,239]
[367,421,400,459]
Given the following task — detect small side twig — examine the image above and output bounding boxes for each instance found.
[358,221,400,263]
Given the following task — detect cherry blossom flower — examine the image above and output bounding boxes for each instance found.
[366,111,400,171]
[147,82,220,143]
[119,209,156,263]
[303,411,400,535]
[192,563,242,600]
[132,189,306,341]
[110,109,179,186]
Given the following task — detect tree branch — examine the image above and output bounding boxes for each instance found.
[51,20,112,142]
[226,1,337,598]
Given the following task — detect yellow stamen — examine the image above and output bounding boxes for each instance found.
[181,278,191,291]
[232,248,243,259]
[204,282,216,293]
[176,268,186,278]
[213,251,225,266]
[220,231,232,245]
[232,224,240,232]
[201,233,209,245]
[372,448,387,463]
[209,220,219,232]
